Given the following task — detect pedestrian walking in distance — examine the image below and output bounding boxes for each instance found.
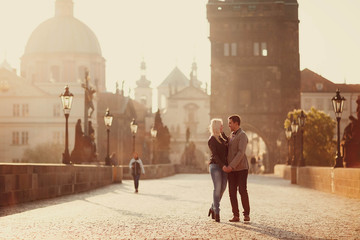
[129,152,145,193]
[207,118,229,222]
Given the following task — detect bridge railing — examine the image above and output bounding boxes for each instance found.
[0,163,177,207]
[274,164,360,199]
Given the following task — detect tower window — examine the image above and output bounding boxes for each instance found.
[248,5,256,11]
[231,43,237,56]
[253,42,260,56]
[261,42,268,56]
[224,43,230,56]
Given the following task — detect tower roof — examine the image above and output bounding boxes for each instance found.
[158,67,189,89]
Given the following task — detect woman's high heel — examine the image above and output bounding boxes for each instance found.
[215,213,220,222]
[208,208,215,219]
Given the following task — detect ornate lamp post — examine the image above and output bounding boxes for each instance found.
[332,89,346,168]
[104,108,113,165]
[291,118,299,166]
[298,110,307,166]
[130,119,138,153]
[60,85,74,164]
[150,126,157,164]
[285,126,292,165]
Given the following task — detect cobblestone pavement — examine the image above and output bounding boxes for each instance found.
[1,174,360,240]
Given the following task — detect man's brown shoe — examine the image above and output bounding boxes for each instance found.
[229,216,240,222]
[244,215,250,222]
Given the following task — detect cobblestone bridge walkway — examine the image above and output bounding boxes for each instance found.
[1,174,360,239]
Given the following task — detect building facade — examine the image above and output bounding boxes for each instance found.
[0,0,104,163]
[160,62,210,167]
[301,68,360,137]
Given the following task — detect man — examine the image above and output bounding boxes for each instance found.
[222,115,250,222]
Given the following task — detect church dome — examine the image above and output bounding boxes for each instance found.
[24,0,102,56]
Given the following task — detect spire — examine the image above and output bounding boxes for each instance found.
[140,58,146,78]
[136,58,151,88]
[191,59,198,80]
[189,59,198,87]
[55,0,74,17]
[115,81,120,95]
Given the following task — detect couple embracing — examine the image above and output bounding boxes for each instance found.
[208,114,250,223]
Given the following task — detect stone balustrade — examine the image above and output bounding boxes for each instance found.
[274,164,360,199]
[0,163,176,207]
[121,164,176,180]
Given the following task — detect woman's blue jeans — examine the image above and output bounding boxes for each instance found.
[209,163,228,214]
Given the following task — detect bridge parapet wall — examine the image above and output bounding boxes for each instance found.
[0,163,177,207]
[274,164,360,199]
[121,164,176,180]
[0,164,114,207]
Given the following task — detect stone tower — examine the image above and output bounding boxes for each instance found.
[207,0,300,171]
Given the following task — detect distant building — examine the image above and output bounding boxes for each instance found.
[301,68,360,137]
[160,61,210,166]
[0,64,67,162]
[157,62,202,111]
[97,90,151,165]
[0,0,105,162]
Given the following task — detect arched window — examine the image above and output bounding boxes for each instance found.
[184,103,199,135]
[161,94,167,109]
[140,95,147,106]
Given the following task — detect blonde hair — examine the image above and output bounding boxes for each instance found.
[209,118,223,137]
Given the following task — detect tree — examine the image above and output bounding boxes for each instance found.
[284,107,336,166]
[154,109,171,164]
[22,142,63,163]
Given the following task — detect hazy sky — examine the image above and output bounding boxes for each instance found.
[0,0,359,94]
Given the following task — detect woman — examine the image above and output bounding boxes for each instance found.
[208,118,228,222]
[129,152,145,193]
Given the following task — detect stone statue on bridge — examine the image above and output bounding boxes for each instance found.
[341,95,360,167]
[70,119,97,164]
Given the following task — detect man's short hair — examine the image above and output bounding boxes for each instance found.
[228,114,241,126]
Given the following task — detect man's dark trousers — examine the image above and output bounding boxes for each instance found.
[228,169,250,217]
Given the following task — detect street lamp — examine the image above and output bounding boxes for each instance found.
[298,110,307,166]
[60,85,74,164]
[150,126,157,164]
[332,89,346,168]
[104,108,113,165]
[130,119,138,153]
[285,126,292,165]
[291,118,299,166]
